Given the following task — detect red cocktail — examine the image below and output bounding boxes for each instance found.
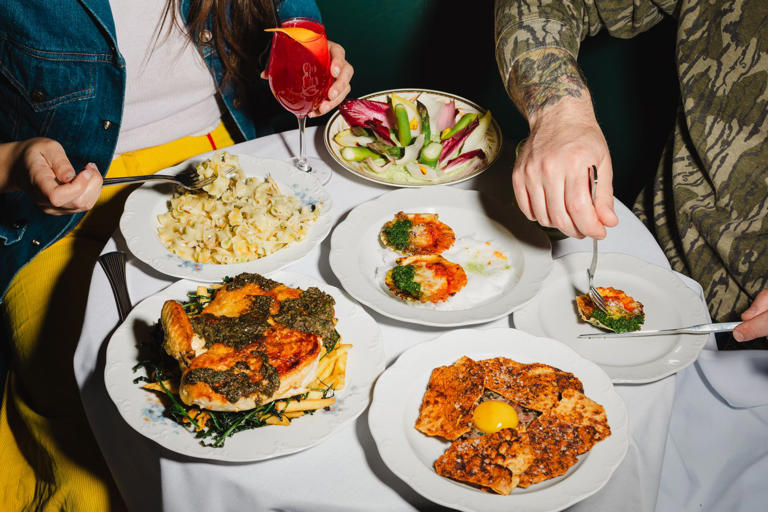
[267,18,332,183]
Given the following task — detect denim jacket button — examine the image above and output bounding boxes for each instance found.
[31,239,41,246]
[199,29,213,43]
[102,120,113,130]
[31,91,45,103]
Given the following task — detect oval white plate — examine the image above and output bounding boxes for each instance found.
[513,252,710,384]
[329,187,552,326]
[104,271,385,462]
[323,88,503,187]
[120,154,333,282]
[368,328,628,512]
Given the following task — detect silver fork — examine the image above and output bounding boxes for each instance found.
[98,251,132,322]
[102,165,235,190]
[586,164,608,314]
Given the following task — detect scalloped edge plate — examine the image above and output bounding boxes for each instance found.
[329,187,552,326]
[120,154,333,282]
[104,271,385,461]
[368,327,628,512]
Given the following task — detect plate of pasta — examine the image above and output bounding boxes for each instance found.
[104,270,386,461]
[120,151,333,282]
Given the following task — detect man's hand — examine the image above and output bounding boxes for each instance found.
[10,138,102,215]
[734,290,768,342]
[513,100,617,239]
[507,48,617,239]
[310,40,353,117]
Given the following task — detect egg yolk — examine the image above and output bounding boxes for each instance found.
[472,400,519,434]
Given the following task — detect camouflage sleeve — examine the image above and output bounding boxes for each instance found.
[495,0,678,93]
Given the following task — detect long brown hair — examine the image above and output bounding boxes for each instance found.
[162,0,277,87]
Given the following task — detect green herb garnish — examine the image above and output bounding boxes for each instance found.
[592,309,644,333]
[391,264,421,298]
[382,219,413,251]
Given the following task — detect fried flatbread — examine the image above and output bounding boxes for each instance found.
[434,428,534,495]
[547,388,611,440]
[481,358,584,412]
[415,356,485,440]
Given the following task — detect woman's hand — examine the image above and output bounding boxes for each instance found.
[513,99,618,239]
[310,40,353,117]
[4,138,102,215]
[734,290,768,342]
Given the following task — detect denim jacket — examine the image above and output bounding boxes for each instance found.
[0,0,320,300]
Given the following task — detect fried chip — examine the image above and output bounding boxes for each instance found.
[415,356,485,440]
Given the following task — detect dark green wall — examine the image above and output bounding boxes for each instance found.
[316,0,678,207]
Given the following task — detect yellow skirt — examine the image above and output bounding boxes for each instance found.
[0,123,234,511]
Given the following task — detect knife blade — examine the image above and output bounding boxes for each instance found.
[577,321,740,339]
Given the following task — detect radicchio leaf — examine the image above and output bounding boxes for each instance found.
[339,99,393,129]
[438,118,479,164]
[442,149,487,173]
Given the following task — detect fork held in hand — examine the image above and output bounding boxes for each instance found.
[586,165,608,314]
[102,165,235,190]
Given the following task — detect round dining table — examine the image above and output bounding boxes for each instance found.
[74,125,768,512]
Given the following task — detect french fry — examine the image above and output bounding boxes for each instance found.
[306,390,327,400]
[316,357,335,382]
[196,285,210,296]
[284,411,305,419]
[264,415,290,426]
[275,397,336,413]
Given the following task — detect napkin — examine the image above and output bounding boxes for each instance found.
[673,273,768,409]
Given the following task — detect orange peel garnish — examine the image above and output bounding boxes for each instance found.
[265,27,323,43]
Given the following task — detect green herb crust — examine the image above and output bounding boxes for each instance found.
[273,287,337,350]
[182,353,279,404]
[189,294,273,350]
[382,219,413,251]
[391,264,421,298]
[592,309,644,333]
[225,272,281,292]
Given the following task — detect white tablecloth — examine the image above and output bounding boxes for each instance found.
[73,126,768,512]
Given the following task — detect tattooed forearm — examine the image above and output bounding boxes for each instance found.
[510,49,588,120]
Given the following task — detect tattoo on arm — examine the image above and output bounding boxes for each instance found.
[510,50,588,119]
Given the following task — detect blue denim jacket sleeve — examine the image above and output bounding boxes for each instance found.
[0,0,320,301]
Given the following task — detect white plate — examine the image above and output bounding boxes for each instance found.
[323,88,503,187]
[368,328,628,512]
[119,154,334,282]
[104,271,385,462]
[513,252,710,384]
[329,187,552,326]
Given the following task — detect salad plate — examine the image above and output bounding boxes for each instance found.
[368,328,628,512]
[104,271,385,462]
[119,153,333,282]
[513,252,710,383]
[323,88,502,187]
[329,187,552,326]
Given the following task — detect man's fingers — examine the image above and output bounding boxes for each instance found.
[734,310,768,342]
[742,290,768,320]
[564,167,599,239]
[544,177,581,238]
[594,160,617,227]
[511,167,533,221]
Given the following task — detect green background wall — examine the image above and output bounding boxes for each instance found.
[314,0,678,207]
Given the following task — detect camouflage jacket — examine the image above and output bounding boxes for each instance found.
[495,0,768,322]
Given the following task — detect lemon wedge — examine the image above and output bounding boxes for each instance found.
[264,27,323,43]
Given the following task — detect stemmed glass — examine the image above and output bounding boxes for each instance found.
[267,17,333,184]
